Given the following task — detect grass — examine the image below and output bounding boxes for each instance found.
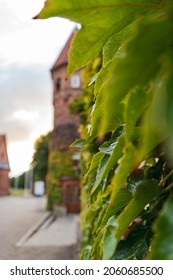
[10,188,25,196]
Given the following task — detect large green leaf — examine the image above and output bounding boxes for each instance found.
[165,71,173,162]
[115,180,161,244]
[150,192,173,260]
[139,77,169,158]
[166,71,173,128]
[89,88,124,139]
[112,225,150,260]
[99,19,172,134]
[102,180,161,259]
[98,188,133,232]
[103,20,138,66]
[37,0,162,75]
[90,188,132,259]
[124,89,147,142]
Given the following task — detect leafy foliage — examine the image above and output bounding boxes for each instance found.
[31,134,50,182]
[46,149,79,210]
[37,0,173,259]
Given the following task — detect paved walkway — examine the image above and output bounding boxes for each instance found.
[0,195,80,260]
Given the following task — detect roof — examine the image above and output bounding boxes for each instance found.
[51,30,76,73]
[0,135,10,170]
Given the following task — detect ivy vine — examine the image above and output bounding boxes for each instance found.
[37,0,173,259]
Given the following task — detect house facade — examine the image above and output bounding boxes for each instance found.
[0,135,10,196]
[50,31,82,213]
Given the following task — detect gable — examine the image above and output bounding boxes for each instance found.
[51,31,76,72]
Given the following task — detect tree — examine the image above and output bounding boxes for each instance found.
[36,0,173,260]
[31,134,49,183]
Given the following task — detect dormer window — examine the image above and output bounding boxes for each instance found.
[56,78,61,91]
[70,74,80,88]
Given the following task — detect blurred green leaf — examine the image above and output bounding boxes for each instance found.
[103,20,137,66]
[102,216,117,259]
[80,245,92,260]
[100,19,172,134]
[124,89,147,142]
[86,152,103,178]
[115,180,161,244]
[37,0,162,75]
[70,138,87,148]
[150,192,173,260]
[99,180,160,259]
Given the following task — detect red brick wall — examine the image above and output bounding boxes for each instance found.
[52,64,82,128]
[0,169,10,196]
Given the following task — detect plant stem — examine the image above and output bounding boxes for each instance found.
[162,182,173,193]
[159,170,173,186]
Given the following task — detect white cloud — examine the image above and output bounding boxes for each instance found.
[0,0,76,176]
[0,0,75,66]
[0,63,52,141]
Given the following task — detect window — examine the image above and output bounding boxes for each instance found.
[70,74,80,88]
[56,78,61,91]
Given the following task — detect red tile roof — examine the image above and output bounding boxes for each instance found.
[51,31,76,72]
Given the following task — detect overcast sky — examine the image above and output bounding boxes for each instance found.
[0,0,75,176]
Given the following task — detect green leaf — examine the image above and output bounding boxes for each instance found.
[70,138,87,148]
[165,71,173,161]
[102,216,117,260]
[112,225,149,260]
[127,168,145,194]
[103,180,161,259]
[86,152,103,178]
[103,19,137,66]
[99,188,133,232]
[166,71,173,128]
[91,134,125,195]
[94,59,115,95]
[92,188,132,259]
[100,19,172,134]
[140,78,169,158]
[110,144,138,204]
[115,180,161,245]
[124,89,147,142]
[150,192,173,260]
[36,0,162,75]
[99,125,124,154]
[90,88,124,138]
[80,245,92,260]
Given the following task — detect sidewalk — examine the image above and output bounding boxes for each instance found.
[0,195,80,260]
[19,214,80,247]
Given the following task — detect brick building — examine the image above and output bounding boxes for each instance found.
[51,31,82,129]
[0,135,10,196]
[50,31,82,213]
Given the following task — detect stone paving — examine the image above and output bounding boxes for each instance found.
[0,195,80,260]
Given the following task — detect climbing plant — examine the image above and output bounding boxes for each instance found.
[46,148,79,210]
[37,0,173,259]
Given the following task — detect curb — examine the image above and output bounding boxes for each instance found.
[16,212,52,247]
